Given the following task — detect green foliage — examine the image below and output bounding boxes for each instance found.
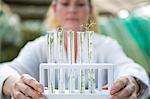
[0,12,22,45]
[80,20,96,31]
[0,12,43,62]
[0,11,4,16]
[99,15,150,75]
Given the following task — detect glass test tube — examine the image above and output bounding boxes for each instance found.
[47,31,55,93]
[68,31,75,93]
[87,31,95,93]
[77,32,85,93]
[57,28,65,93]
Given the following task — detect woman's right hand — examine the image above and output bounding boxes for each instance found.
[3,74,44,99]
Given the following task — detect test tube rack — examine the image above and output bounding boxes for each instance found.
[40,63,114,99]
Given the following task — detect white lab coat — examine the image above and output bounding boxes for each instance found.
[0,33,149,99]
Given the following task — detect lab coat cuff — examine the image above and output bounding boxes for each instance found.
[0,65,20,98]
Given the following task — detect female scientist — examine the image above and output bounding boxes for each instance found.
[0,0,149,99]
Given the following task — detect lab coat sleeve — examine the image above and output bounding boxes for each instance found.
[105,39,149,97]
[10,36,47,80]
[0,63,20,99]
[0,36,47,99]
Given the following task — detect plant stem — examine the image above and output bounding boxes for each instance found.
[47,31,55,93]
[87,31,95,93]
[68,31,75,93]
[57,29,65,93]
[78,32,85,93]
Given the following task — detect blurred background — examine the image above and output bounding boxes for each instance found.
[0,0,149,75]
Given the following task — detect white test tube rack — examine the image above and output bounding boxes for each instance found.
[40,63,114,99]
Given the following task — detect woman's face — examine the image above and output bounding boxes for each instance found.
[53,0,91,31]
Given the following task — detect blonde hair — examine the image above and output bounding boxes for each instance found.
[44,0,98,32]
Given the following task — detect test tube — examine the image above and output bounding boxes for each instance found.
[68,30,75,93]
[87,31,95,93]
[47,31,55,93]
[77,32,85,93]
[57,28,65,93]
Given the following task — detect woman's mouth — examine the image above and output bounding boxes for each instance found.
[66,18,79,21]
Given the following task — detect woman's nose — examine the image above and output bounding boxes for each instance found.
[68,5,77,13]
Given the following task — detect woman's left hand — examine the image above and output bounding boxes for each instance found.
[110,76,139,99]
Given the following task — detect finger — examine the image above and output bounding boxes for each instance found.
[110,95,119,99]
[21,74,43,93]
[129,92,137,99]
[39,95,46,99]
[111,95,130,99]
[110,77,129,95]
[113,83,135,98]
[102,85,108,90]
[13,91,31,99]
[16,82,40,98]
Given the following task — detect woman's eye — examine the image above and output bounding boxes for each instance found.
[76,3,85,7]
[61,2,69,6]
